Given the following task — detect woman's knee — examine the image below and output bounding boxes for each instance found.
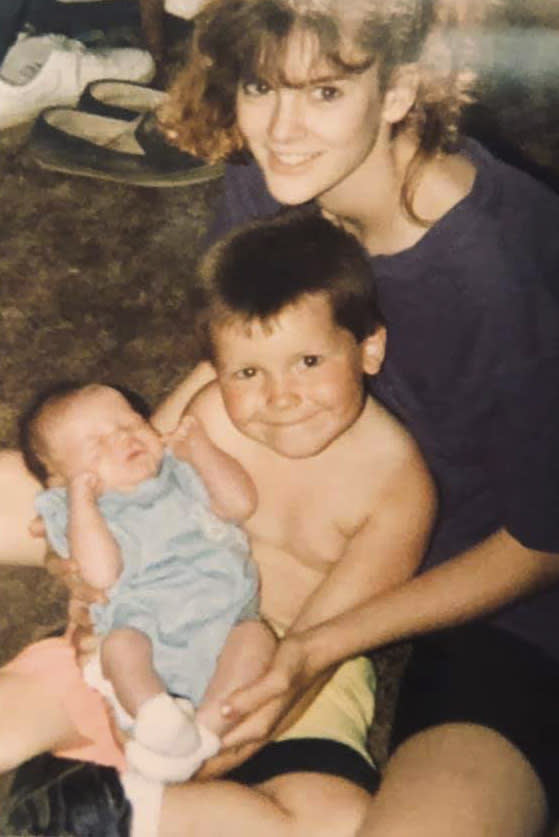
[358,723,548,837]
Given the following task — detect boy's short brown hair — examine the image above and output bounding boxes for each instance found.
[195,207,384,362]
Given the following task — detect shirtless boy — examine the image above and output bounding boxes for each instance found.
[1,208,435,837]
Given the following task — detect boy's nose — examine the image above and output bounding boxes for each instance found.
[265,377,301,410]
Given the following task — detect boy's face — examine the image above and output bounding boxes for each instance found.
[212,294,385,458]
[44,386,163,492]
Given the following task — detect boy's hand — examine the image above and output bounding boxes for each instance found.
[219,635,318,750]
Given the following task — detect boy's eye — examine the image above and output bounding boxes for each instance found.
[234,367,258,380]
[241,79,271,97]
[302,355,322,368]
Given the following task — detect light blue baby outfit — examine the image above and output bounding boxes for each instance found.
[36,452,258,706]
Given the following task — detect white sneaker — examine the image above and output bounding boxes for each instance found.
[164,0,205,20]
[0,34,155,130]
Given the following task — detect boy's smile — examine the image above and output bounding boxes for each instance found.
[213,294,384,458]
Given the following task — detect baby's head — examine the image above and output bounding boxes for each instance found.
[197,208,386,457]
[19,382,163,492]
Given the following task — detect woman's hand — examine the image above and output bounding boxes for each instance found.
[44,549,106,664]
[219,633,324,750]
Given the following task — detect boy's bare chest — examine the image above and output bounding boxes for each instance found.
[245,454,363,567]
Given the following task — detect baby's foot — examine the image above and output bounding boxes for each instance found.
[126,693,220,783]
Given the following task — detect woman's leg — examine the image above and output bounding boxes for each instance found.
[0,450,45,567]
[356,623,558,836]
[160,771,371,837]
[356,722,548,837]
[0,669,85,773]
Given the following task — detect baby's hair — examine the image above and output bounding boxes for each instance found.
[195,206,384,360]
[19,381,151,485]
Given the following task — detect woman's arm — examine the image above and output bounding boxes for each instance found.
[0,451,46,566]
[302,529,559,671]
[222,529,559,749]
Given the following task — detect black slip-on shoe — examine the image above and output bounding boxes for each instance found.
[1,754,131,837]
[27,106,223,187]
[77,79,167,121]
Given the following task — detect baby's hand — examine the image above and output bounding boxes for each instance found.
[69,471,103,501]
[166,414,205,460]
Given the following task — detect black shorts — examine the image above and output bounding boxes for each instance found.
[390,621,559,818]
[227,738,380,794]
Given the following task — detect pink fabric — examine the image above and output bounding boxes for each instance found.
[4,636,126,771]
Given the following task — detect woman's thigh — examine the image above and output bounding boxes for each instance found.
[391,621,559,821]
[365,621,559,836]
[161,771,371,837]
[357,722,548,837]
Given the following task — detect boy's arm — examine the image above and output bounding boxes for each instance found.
[68,473,122,590]
[291,451,436,633]
[168,414,257,523]
[220,444,437,749]
[152,362,217,435]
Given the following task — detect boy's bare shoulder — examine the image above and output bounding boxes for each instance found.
[186,380,228,427]
[356,395,425,465]
[186,381,248,450]
[352,395,435,503]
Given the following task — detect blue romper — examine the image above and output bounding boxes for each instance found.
[36,452,259,706]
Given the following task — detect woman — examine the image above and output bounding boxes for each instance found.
[3,0,559,834]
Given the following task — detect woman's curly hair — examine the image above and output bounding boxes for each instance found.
[159,0,501,216]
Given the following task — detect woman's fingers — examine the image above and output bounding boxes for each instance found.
[28,516,45,538]
[221,669,286,721]
[221,692,288,749]
[44,552,78,579]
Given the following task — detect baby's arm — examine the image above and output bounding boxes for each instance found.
[68,473,122,590]
[168,414,257,522]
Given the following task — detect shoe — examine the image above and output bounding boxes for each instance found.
[164,0,205,19]
[27,106,224,187]
[78,79,167,120]
[0,33,155,130]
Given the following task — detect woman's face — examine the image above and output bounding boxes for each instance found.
[236,32,388,209]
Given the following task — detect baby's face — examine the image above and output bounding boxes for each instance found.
[44,386,164,492]
[212,294,383,458]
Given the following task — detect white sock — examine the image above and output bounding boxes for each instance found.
[134,693,200,757]
[121,770,163,837]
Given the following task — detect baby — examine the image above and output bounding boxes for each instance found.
[17,382,275,782]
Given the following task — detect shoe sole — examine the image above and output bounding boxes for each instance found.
[32,152,224,187]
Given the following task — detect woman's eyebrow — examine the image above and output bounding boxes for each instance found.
[281,72,347,89]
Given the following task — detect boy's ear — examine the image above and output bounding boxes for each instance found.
[361,326,386,375]
[382,64,419,125]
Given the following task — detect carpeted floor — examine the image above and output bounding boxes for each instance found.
[1,2,559,820]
